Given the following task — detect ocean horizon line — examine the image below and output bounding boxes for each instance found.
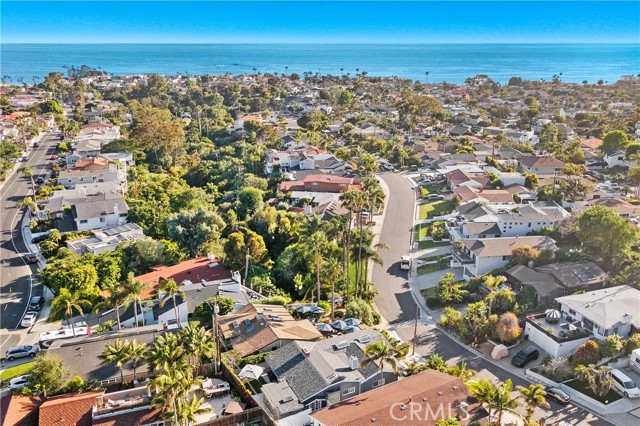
[3,42,639,46]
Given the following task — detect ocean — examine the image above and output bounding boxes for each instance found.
[1,43,638,84]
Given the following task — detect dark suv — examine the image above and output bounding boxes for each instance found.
[28,296,43,311]
[511,345,539,367]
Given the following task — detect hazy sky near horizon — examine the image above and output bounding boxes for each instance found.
[2,1,639,44]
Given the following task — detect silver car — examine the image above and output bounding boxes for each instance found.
[5,345,39,361]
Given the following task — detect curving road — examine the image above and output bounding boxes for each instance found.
[372,172,614,426]
[0,131,58,333]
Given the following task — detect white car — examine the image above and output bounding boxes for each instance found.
[8,375,30,390]
[611,368,640,398]
[21,312,38,328]
[400,256,411,270]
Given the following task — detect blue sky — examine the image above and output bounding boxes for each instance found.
[2,1,639,43]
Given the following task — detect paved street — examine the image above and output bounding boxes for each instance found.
[373,171,614,426]
[0,132,57,334]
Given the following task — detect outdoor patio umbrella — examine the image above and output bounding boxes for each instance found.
[316,323,334,333]
[344,318,361,327]
[331,320,348,330]
[560,322,577,331]
[545,309,561,319]
[295,305,313,314]
[238,364,264,381]
[571,320,586,329]
[311,306,325,314]
[343,326,360,334]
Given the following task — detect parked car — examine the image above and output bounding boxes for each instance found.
[35,176,44,184]
[5,345,39,361]
[426,194,445,201]
[21,312,38,328]
[21,156,28,162]
[49,154,58,160]
[7,375,31,390]
[611,369,640,398]
[31,233,50,244]
[28,296,43,311]
[511,346,539,367]
[24,253,38,264]
[33,142,39,147]
[545,386,571,404]
[400,255,411,270]
[630,348,640,374]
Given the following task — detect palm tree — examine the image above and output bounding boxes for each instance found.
[146,333,188,374]
[99,339,131,384]
[128,340,147,382]
[339,189,360,300]
[158,278,185,328]
[351,191,368,297]
[150,368,199,414]
[179,325,215,375]
[447,361,476,383]
[93,284,128,330]
[483,275,506,316]
[468,379,520,426]
[18,166,37,201]
[173,396,212,426]
[50,288,91,335]
[517,383,549,425]
[122,272,147,328]
[425,353,448,372]
[308,231,329,303]
[402,360,428,377]
[362,341,404,385]
[361,239,388,293]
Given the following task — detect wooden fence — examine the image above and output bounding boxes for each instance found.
[197,407,275,426]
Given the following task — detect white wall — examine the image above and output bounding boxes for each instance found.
[473,255,509,276]
[75,213,123,231]
[497,218,556,237]
[524,322,590,358]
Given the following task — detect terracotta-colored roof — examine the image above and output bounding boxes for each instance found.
[580,138,603,150]
[520,156,565,169]
[0,394,43,426]
[74,157,109,169]
[38,391,103,426]
[219,304,322,356]
[311,370,485,426]
[111,257,231,300]
[79,123,115,130]
[92,406,163,426]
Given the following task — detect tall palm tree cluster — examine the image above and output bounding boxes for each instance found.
[99,325,215,426]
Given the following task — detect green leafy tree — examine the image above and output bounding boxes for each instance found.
[40,99,63,114]
[361,340,405,384]
[50,288,92,333]
[572,340,601,366]
[600,334,624,358]
[167,206,225,257]
[601,130,630,154]
[28,353,70,397]
[236,186,264,219]
[577,206,638,271]
[436,273,468,303]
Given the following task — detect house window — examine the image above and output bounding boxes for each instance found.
[372,378,385,388]
[561,291,568,296]
[502,256,509,260]
[342,387,356,396]
[79,219,88,224]
[309,399,325,412]
[528,223,532,228]
[568,309,576,316]
[99,217,106,223]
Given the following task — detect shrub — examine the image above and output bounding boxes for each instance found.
[255,295,290,306]
[345,299,374,325]
[600,335,624,358]
[626,333,640,354]
[334,310,344,319]
[65,376,85,393]
[496,312,522,344]
[572,340,601,366]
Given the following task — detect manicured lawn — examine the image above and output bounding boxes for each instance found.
[245,378,266,394]
[418,240,451,250]
[416,259,449,275]
[419,200,454,220]
[414,224,430,241]
[421,286,444,309]
[418,254,443,262]
[0,361,35,381]
[564,379,622,404]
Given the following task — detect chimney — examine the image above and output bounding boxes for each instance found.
[348,355,359,370]
[527,260,535,269]
[207,252,215,261]
[457,402,469,419]
[302,348,311,357]
[256,311,263,321]
[113,202,119,216]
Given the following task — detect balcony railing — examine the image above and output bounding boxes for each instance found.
[451,248,474,265]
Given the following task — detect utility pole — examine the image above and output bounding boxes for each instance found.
[412,305,419,356]
[244,247,250,285]
[207,300,221,375]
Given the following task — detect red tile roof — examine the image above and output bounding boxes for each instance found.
[38,391,103,426]
[311,370,484,426]
[92,406,163,426]
[134,256,231,299]
[0,394,43,426]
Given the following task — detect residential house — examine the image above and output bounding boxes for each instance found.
[219,304,322,357]
[66,223,145,255]
[310,369,488,426]
[604,150,629,169]
[0,394,42,426]
[279,174,361,193]
[261,330,394,422]
[91,387,164,426]
[519,156,566,176]
[592,198,640,221]
[524,285,640,357]
[451,235,557,279]
[58,157,125,190]
[444,169,489,191]
[72,196,129,231]
[453,185,534,205]
[38,391,105,426]
[506,262,608,305]
[42,183,124,219]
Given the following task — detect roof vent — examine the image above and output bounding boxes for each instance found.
[334,341,349,350]
[356,336,372,344]
[400,404,407,411]
[281,396,294,403]
[437,391,443,396]
[348,355,359,370]
[370,418,378,423]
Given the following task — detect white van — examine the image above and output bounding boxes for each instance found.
[400,256,411,270]
[630,348,640,375]
[610,368,640,398]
